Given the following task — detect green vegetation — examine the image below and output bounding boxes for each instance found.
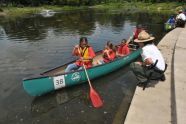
[0,1,185,17]
[93,2,186,13]
[1,6,88,17]
[1,0,186,7]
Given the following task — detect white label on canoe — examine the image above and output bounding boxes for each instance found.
[71,72,81,81]
[53,75,65,90]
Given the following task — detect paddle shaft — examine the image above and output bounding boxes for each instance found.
[82,62,93,88]
[77,47,93,88]
[126,36,132,44]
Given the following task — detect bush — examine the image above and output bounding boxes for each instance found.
[0,8,3,12]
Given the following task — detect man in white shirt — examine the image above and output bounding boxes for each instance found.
[176,10,186,27]
[130,31,166,86]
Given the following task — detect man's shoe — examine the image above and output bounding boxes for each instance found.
[137,81,146,87]
[160,74,166,81]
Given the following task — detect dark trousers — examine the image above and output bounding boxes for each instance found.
[130,62,163,83]
[176,19,185,28]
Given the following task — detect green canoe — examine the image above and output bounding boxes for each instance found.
[164,23,175,31]
[23,48,141,96]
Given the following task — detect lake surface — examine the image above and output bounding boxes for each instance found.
[0,9,169,124]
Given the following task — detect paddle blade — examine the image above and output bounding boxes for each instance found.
[90,88,103,108]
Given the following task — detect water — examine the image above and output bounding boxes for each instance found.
[0,9,168,124]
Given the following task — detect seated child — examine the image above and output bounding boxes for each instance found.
[97,41,116,64]
[117,39,130,56]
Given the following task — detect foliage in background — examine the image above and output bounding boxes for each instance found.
[0,0,185,17]
[0,0,186,7]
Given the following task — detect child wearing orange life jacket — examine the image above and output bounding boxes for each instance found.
[117,39,130,57]
[65,37,95,72]
[97,41,116,64]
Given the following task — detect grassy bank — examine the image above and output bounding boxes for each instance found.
[1,2,186,17]
[93,2,186,13]
[1,5,88,17]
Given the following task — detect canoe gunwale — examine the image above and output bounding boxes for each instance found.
[23,55,124,81]
[23,49,140,81]
[41,50,102,75]
[23,50,102,81]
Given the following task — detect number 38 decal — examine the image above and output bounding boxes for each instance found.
[53,75,65,89]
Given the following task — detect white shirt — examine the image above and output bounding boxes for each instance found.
[141,44,165,71]
[176,13,186,21]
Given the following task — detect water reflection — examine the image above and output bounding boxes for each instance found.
[31,87,84,116]
[39,9,56,18]
[0,9,169,124]
[0,10,168,42]
[0,26,6,40]
[29,66,137,124]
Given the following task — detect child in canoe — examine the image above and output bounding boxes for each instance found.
[65,37,96,72]
[117,38,131,57]
[97,41,116,64]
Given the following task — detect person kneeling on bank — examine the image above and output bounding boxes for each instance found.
[130,30,166,84]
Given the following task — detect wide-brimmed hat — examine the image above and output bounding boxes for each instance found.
[134,30,155,43]
[178,9,183,13]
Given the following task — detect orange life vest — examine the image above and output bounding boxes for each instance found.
[75,46,95,68]
[103,49,116,63]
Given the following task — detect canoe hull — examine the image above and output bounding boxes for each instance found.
[164,23,175,31]
[23,49,141,96]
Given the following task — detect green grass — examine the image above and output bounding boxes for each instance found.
[1,2,186,17]
[1,5,88,17]
[93,2,186,14]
